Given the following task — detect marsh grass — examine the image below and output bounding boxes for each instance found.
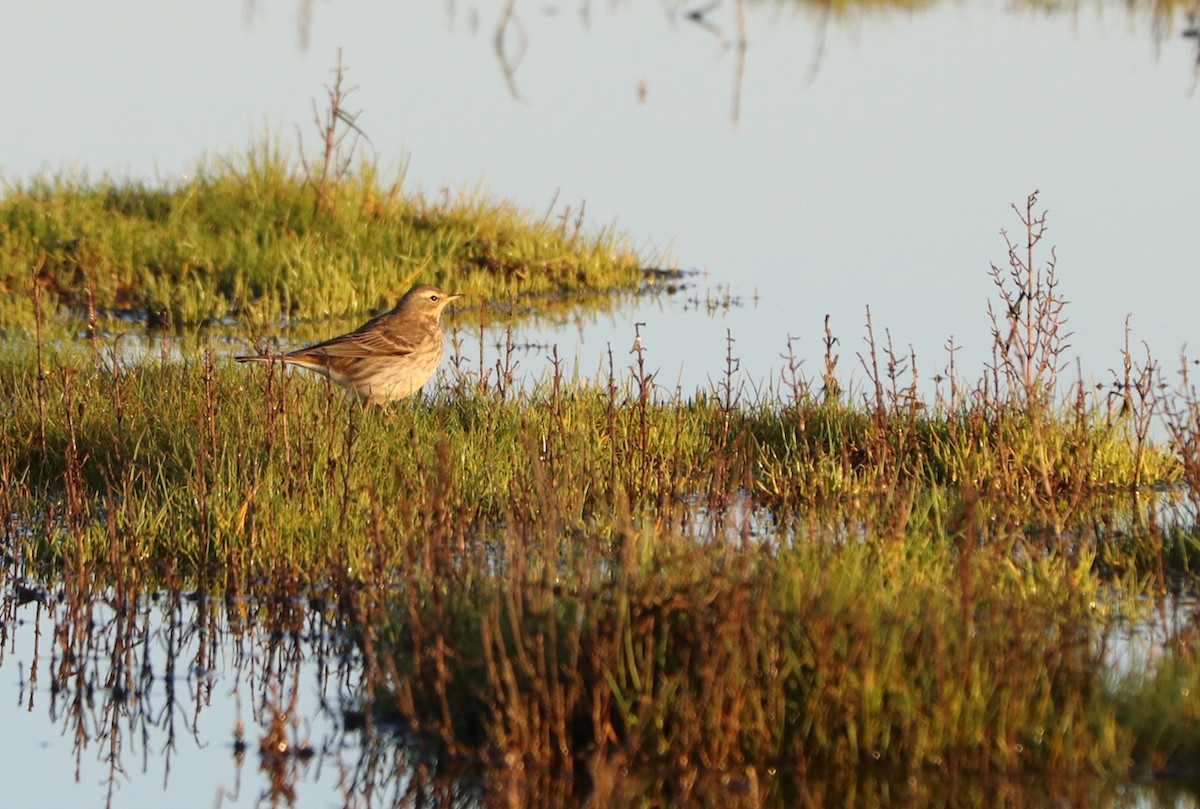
[0,57,676,343]
[2,191,1200,805]
[0,143,651,337]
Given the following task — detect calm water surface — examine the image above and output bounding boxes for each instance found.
[0,581,406,809]
[0,573,1196,808]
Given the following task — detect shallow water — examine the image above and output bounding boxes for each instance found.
[0,577,424,809]
[0,558,1197,808]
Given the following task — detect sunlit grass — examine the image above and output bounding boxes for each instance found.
[1,318,1198,796]
[2,173,1200,802]
[0,138,653,334]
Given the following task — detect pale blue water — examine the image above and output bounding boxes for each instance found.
[0,585,408,809]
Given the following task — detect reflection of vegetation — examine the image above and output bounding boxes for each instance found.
[470,0,1200,131]
[1116,643,1200,780]
[0,572,365,807]
[2,195,1200,804]
[3,570,1191,808]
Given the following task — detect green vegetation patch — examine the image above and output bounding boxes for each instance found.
[2,330,1199,796]
[0,141,648,332]
[375,534,1137,798]
[3,186,1200,802]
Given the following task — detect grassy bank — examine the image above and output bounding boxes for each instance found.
[1,331,1189,576]
[2,191,1200,803]
[0,140,651,334]
[2,306,1198,801]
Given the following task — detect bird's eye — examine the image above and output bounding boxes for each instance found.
[429,295,439,302]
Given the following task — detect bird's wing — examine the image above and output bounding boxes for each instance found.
[290,317,424,359]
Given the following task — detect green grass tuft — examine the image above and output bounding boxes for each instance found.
[0,139,652,333]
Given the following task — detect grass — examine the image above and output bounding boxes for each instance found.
[3,158,1200,808]
[0,144,651,334]
[0,58,664,340]
[2,309,1198,801]
[2,332,1186,576]
[374,535,1126,795]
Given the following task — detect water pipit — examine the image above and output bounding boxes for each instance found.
[236,284,462,404]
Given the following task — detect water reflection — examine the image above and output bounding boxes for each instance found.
[245,0,1200,122]
[0,571,373,807]
[0,560,1197,807]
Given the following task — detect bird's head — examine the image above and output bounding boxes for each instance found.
[398,284,463,319]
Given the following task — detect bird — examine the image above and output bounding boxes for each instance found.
[236,284,463,405]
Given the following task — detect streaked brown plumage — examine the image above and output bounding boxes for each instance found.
[236,284,462,404]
